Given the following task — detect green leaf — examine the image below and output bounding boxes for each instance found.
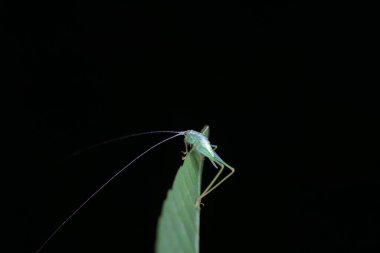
[155,126,209,253]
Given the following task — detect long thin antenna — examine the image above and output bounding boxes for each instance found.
[67,130,182,159]
[35,132,184,253]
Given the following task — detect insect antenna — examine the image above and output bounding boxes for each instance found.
[35,132,184,253]
[67,130,184,159]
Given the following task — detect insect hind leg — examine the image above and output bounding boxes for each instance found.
[195,163,235,208]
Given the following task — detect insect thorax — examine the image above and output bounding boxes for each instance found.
[184,130,207,145]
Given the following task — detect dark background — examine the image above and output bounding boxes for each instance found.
[6,1,379,253]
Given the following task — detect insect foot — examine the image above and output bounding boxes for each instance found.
[195,197,204,208]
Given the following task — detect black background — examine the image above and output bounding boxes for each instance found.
[6,1,379,253]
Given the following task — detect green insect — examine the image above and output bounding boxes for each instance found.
[182,127,235,207]
[35,125,235,253]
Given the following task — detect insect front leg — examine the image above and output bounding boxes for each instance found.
[181,139,189,158]
[182,144,197,160]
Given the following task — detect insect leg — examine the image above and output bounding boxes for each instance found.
[195,163,235,207]
[181,139,189,156]
[182,144,197,160]
[195,164,224,207]
[201,125,209,135]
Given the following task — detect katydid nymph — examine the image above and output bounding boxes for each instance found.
[182,128,235,207]
[35,125,235,253]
